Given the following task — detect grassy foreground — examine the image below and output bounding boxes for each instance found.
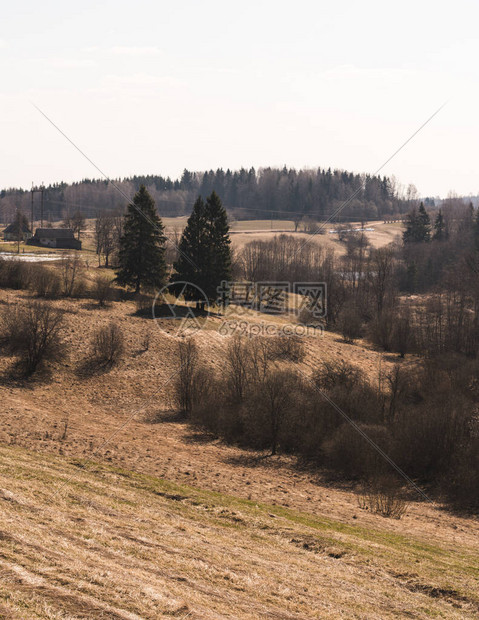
[0,445,477,619]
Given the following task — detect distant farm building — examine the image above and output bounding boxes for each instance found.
[27,228,82,250]
[3,221,32,242]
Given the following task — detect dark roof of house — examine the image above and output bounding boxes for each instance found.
[4,222,31,234]
[34,228,75,239]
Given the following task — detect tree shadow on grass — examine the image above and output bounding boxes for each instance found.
[143,409,187,424]
[75,357,117,378]
[222,452,276,467]
[181,429,221,445]
[0,361,54,388]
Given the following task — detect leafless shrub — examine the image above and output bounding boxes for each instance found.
[30,265,61,299]
[444,434,479,513]
[173,338,202,416]
[226,336,251,402]
[302,217,323,234]
[323,423,390,479]
[392,395,469,479]
[267,335,305,362]
[92,274,113,307]
[244,368,302,455]
[60,255,85,297]
[248,336,273,381]
[358,475,408,519]
[314,360,365,391]
[390,309,413,357]
[0,258,32,290]
[90,322,124,367]
[0,301,65,375]
[369,308,395,351]
[338,303,363,343]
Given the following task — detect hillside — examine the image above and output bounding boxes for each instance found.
[0,444,478,619]
[0,287,478,617]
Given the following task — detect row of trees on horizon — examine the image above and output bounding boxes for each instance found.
[0,166,433,225]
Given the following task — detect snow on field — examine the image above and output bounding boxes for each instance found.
[328,227,375,234]
[0,252,66,262]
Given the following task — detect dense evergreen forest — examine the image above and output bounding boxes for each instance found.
[0,166,419,224]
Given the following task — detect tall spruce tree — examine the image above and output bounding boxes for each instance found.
[116,185,167,293]
[433,209,446,241]
[417,202,431,241]
[403,208,418,243]
[172,191,231,303]
[403,202,431,243]
[172,196,208,300]
[204,191,232,298]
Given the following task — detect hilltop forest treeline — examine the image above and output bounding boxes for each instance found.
[0,166,416,224]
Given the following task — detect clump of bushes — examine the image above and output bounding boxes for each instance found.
[338,303,364,343]
[30,265,62,299]
[267,335,305,362]
[60,255,86,298]
[92,274,114,307]
[90,321,124,367]
[0,301,65,375]
[172,338,211,416]
[170,335,479,514]
[0,258,32,290]
[358,475,408,519]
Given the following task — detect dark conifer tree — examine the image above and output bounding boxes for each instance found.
[172,196,208,301]
[203,191,232,299]
[116,185,167,293]
[403,203,431,243]
[432,209,446,241]
[403,208,418,244]
[172,191,231,303]
[417,202,431,242]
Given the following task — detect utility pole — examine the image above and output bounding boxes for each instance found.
[31,185,34,235]
[40,184,45,228]
[30,183,46,235]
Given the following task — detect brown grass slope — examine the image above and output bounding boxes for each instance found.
[0,289,477,617]
[0,444,478,619]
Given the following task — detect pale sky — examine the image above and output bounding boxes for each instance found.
[1,0,478,197]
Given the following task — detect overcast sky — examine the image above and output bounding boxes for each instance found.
[1,0,477,197]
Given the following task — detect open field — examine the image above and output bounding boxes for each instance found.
[0,444,478,619]
[1,219,403,262]
[0,286,477,617]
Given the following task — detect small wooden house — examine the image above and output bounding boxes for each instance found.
[3,221,32,242]
[27,228,82,250]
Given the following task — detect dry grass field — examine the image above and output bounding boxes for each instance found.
[0,285,477,618]
[1,218,402,260]
[0,443,478,619]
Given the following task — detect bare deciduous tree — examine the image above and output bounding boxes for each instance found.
[226,336,251,402]
[91,322,124,367]
[1,301,65,375]
[93,273,113,307]
[95,212,116,268]
[60,255,84,297]
[173,338,199,416]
